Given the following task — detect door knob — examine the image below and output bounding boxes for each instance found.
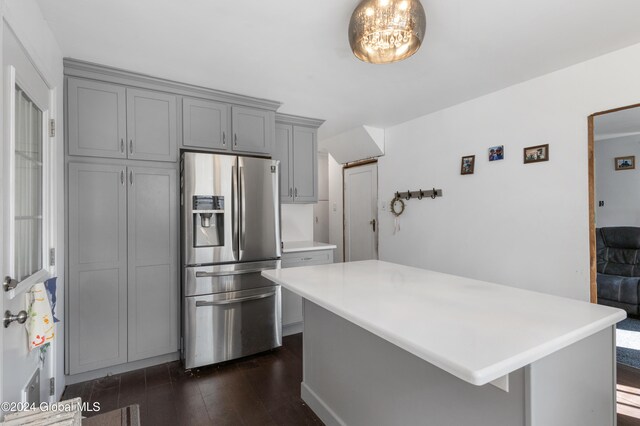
[370,219,376,232]
[4,310,28,328]
[3,276,17,292]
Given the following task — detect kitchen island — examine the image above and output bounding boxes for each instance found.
[262,260,626,426]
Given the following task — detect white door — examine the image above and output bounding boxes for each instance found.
[1,27,55,411]
[344,163,378,261]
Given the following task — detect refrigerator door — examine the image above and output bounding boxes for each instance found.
[238,156,281,262]
[182,152,238,266]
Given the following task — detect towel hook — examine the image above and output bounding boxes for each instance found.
[418,189,424,200]
[406,190,411,200]
[431,187,437,199]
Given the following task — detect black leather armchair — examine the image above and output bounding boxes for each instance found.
[597,227,640,315]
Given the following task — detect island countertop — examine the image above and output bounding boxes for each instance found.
[262,260,625,386]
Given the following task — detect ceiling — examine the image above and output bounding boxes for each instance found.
[36,0,640,141]
[594,106,640,141]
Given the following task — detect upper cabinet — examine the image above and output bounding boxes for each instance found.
[274,114,325,204]
[67,78,127,159]
[65,59,282,162]
[67,78,177,162]
[231,106,274,155]
[182,98,230,151]
[182,99,274,155]
[127,89,178,162]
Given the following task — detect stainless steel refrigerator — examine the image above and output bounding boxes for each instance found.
[181,152,282,369]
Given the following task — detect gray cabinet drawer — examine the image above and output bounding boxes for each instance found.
[281,250,333,268]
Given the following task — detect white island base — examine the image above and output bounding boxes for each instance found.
[302,300,615,426]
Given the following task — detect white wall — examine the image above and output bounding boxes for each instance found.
[328,154,344,262]
[595,135,640,227]
[379,41,640,302]
[1,0,64,400]
[281,204,314,242]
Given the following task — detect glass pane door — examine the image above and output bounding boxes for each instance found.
[14,85,43,282]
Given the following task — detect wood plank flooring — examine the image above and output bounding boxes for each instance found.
[63,333,640,425]
[62,334,322,425]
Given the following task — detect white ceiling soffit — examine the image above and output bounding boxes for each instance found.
[594,105,640,141]
[36,0,640,140]
[322,126,384,164]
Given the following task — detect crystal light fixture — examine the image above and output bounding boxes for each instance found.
[348,0,426,64]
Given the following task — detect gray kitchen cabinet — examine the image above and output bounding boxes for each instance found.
[126,88,178,162]
[67,161,179,374]
[67,78,127,159]
[182,97,231,151]
[292,126,318,203]
[231,106,273,155]
[67,78,178,162]
[281,249,334,333]
[275,123,294,202]
[127,166,179,361]
[274,115,323,204]
[68,162,128,374]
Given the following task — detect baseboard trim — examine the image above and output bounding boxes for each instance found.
[301,381,346,426]
[283,321,303,337]
[65,352,180,385]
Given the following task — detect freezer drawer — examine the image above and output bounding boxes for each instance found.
[184,260,280,297]
[184,286,282,369]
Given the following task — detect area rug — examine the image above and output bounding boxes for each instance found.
[617,318,640,369]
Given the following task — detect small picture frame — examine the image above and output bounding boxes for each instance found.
[461,155,475,175]
[523,144,549,164]
[488,145,504,161]
[615,156,635,171]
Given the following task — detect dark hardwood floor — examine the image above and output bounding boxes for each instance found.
[63,333,640,425]
[618,364,640,426]
[62,333,322,425]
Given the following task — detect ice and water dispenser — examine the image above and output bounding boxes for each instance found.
[192,195,224,247]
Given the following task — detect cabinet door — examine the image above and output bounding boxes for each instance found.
[182,97,231,151]
[127,166,179,361]
[274,123,294,203]
[292,126,318,203]
[126,88,178,162]
[68,163,128,374]
[67,78,126,159]
[231,106,273,155]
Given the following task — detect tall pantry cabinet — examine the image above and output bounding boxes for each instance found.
[66,78,180,374]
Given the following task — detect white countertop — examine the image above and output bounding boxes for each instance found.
[282,241,337,253]
[262,260,625,386]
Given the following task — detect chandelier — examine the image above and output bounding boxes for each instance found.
[348,0,426,64]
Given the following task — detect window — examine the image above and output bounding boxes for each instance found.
[14,86,44,282]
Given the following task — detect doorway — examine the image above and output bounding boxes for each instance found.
[589,103,640,424]
[344,161,378,262]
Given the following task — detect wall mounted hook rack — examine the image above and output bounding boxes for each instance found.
[394,188,443,201]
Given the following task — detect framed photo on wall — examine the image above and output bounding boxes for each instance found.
[523,144,549,164]
[461,155,475,175]
[488,145,504,161]
[615,156,635,171]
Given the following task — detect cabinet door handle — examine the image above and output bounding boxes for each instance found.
[121,170,125,186]
[289,188,292,197]
[129,139,133,154]
[129,170,133,185]
[234,133,238,146]
[295,188,298,197]
[120,139,124,153]
[223,132,226,145]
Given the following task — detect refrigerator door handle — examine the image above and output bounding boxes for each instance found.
[232,165,239,259]
[239,166,246,252]
[195,267,272,278]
